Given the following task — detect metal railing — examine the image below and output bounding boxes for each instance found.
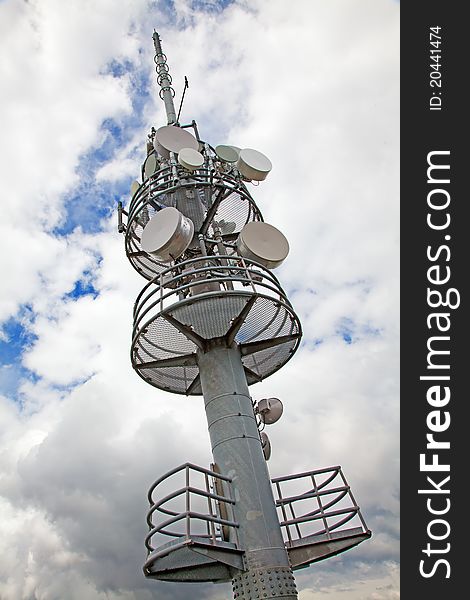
[128,160,260,231]
[145,463,239,558]
[272,466,370,545]
[122,158,263,279]
[132,255,296,340]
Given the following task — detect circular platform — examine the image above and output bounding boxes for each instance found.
[131,257,301,395]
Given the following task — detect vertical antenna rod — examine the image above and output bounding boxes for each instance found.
[152,31,177,125]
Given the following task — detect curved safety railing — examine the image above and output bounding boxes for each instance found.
[133,254,296,335]
[145,463,239,559]
[122,160,263,280]
[130,255,302,394]
[272,466,370,545]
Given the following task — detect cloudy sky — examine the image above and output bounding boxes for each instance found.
[0,1,399,599]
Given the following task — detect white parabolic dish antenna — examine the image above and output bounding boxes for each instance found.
[178,147,204,171]
[144,153,157,180]
[237,221,289,269]
[258,398,284,425]
[141,207,194,262]
[154,125,199,158]
[215,144,240,163]
[237,148,272,181]
[130,180,140,197]
[261,432,271,461]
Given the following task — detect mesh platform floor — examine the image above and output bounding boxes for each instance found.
[132,291,301,395]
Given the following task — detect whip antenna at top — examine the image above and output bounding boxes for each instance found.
[176,76,189,125]
[152,31,177,125]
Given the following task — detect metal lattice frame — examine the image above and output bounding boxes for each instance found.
[145,463,239,556]
[122,159,263,280]
[131,256,302,395]
[272,466,371,545]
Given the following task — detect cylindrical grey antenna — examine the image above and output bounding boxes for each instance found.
[152,31,177,125]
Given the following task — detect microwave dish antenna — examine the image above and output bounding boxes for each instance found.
[177,147,204,171]
[140,207,194,262]
[215,144,240,163]
[143,153,157,180]
[261,432,272,461]
[237,148,272,181]
[154,125,199,158]
[257,397,284,425]
[237,221,290,269]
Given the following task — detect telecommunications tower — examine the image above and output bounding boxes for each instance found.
[118,32,371,599]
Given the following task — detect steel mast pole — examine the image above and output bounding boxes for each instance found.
[198,344,298,598]
[152,31,178,125]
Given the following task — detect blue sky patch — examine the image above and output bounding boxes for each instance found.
[65,276,99,300]
[0,363,38,401]
[54,59,151,236]
[157,0,235,29]
[0,317,41,402]
[0,317,37,366]
[335,317,382,344]
[102,58,135,79]
[337,317,355,344]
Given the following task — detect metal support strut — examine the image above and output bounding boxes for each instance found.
[197,343,298,600]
